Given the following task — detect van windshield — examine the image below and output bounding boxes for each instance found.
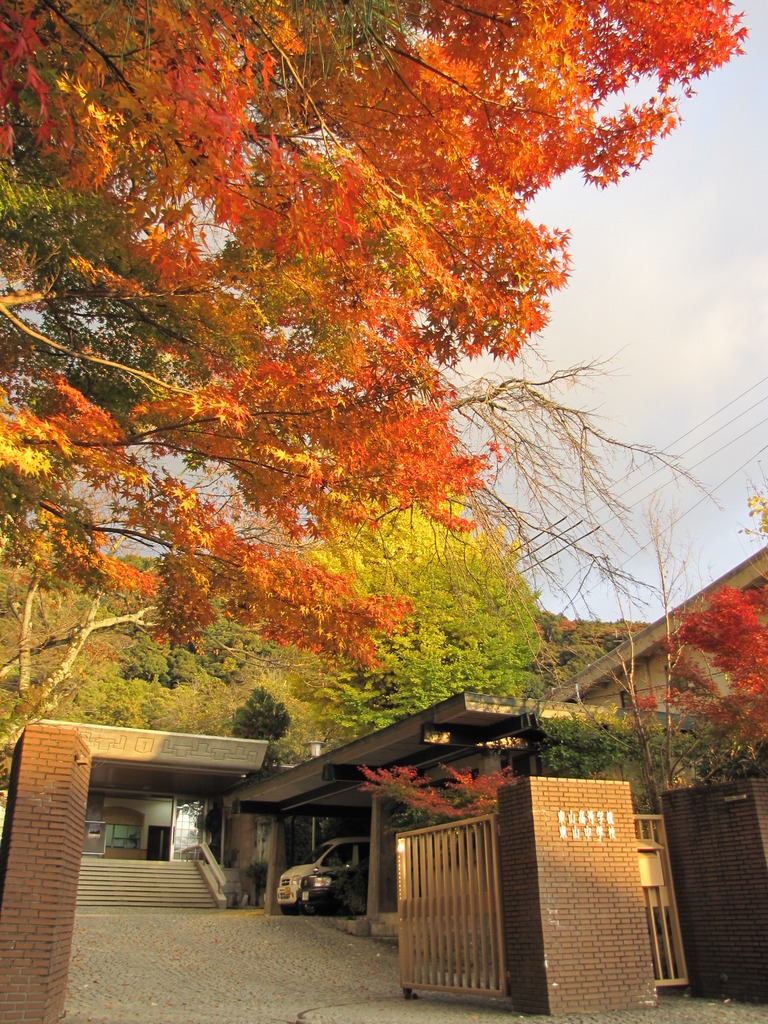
[307,842,335,862]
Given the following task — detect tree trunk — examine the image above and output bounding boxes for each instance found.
[630,703,663,815]
[16,575,39,694]
[1,597,154,753]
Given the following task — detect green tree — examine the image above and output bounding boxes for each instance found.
[57,664,172,730]
[296,515,540,736]
[118,633,174,687]
[232,687,290,741]
[537,708,700,813]
[527,612,646,691]
[153,674,252,737]
[538,712,640,778]
[232,686,291,768]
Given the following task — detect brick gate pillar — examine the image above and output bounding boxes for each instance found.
[497,776,656,1015]
[0,723,91,1024]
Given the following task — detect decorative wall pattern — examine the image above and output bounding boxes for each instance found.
[58,722,266,770]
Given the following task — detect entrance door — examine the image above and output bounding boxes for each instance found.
[147,825,171,861]
[172,799,205,859]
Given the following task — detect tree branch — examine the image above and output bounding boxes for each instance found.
[0,297,193,396]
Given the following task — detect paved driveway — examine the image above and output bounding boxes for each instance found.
[65,908,768,1024]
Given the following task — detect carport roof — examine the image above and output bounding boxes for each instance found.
[232,691,575,817]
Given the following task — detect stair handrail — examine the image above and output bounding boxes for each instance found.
[181,841,227,892]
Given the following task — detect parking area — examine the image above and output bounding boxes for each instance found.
[65,908,768,1024]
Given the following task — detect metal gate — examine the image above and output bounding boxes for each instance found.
[396,814,506,998]
[397,811,687,998]
[635,814,688,987]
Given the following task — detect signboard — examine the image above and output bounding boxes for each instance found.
[82,819,107,856]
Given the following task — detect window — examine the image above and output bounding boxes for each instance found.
[105,823,141,850]
[173,800,204,857]
[325,843,355,868]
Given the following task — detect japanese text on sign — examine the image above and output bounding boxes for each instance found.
[557,808,615,841]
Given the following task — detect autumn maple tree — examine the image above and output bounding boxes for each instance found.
[0,2,746,724]
[673,585,768,749]
[361,764,515,827]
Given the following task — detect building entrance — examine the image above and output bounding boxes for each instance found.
[147,825,171,861]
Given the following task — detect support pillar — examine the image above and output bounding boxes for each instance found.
[366,795,397,921]
[263,815,288,916]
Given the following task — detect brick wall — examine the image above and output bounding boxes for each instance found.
[0,724,91,1024]
[663,780,768,1001]
[498,776,656,1015]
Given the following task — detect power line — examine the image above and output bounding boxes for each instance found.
[661,372,768,453]
[597,389,768,516]
[621,411,768,519]
[556,438,768,614]
[528,377,768,609]
[676,393,768,460]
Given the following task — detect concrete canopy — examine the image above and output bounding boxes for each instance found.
[42,721,268,797]
[233,691,576,818]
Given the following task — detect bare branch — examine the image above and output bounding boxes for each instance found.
[451,355,703,608]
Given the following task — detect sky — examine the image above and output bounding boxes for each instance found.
[518,3,768,623]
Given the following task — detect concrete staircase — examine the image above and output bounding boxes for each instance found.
[77,858,219,909]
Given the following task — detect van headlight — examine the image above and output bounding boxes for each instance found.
[309,874,333,889]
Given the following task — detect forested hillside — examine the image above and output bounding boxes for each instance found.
[1,542,637,770]
[526,612,647,692]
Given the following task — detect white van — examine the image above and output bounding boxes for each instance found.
[276,836,370,914]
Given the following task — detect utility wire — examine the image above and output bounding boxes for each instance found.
[558,438,768,615]
[584,384,768,521]
[620,411,768,520]
[660,372,768,453]
[528,376,768,604]
[612,393,768,510]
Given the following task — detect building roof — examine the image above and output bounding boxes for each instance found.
[548,544,768,704]
[233,691,577,817]
[43,721,268,797]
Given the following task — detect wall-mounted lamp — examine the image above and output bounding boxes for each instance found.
[308,739,324,758]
